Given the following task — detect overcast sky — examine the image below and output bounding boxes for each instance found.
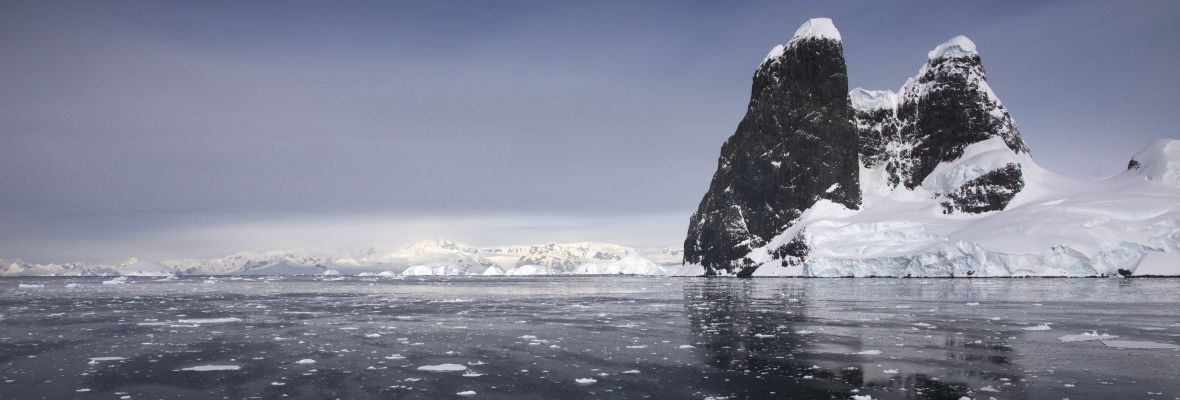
[2,0,1177,262]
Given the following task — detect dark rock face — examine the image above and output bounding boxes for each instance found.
[895,54,1028,189]
[939,163,1025,214]
[686,26,1035,275]
[851,39,1031,215]
[850,93,908,188]
[684,36,860,276]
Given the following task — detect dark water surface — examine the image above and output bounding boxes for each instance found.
[1,276,1177,399]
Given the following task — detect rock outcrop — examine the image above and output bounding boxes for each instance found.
[684,18,861,276]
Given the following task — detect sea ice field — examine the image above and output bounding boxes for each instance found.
[2,276,1178,399]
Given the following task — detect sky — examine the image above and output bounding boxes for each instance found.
[2,0,1178,262]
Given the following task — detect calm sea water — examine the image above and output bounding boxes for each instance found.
[1,276,1178,399]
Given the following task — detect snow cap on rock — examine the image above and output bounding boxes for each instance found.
[763,18,841,65]
[789,18,841,47]
[928,35,978,60]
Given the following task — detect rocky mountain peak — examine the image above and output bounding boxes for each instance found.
[685,18,861,276]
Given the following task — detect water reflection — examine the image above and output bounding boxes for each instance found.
[684,279,1026,399]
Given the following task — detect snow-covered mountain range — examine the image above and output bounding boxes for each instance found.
[0,240,680,276]
[683,18,1180,277]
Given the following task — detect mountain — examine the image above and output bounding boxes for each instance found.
[683,18,1180,277]
[0,240,677,276]
[684,18,861,277]
[162,249,332,275]
[2,258,130,276]
[332,240,500,274]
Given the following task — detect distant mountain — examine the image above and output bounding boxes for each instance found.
[683,18,1180,277]
[0,240,677,276]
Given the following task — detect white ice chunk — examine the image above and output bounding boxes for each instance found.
[176,317,241,324]
[1058,331,1119,342]
[417,364,467,372]
[88,357,126,364]
[180,365,241,371]
[1102,340,1179,349]
[1022,324,1052,331]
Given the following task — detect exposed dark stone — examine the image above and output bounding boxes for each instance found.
[939,163,1025,214]
[684,36,860,276]
[1127,159,1141,170]
[771,231,809,268]
[896,54,1028,189]
[686,25,1035,274]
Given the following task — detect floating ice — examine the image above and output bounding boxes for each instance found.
[457,391,477,397]
[87,357,125,364]
[176,317,241,324]
[1102,340,1179,349]
[852,350,882,355]
[417,364,467,372]
[1058,331,1119,342]
[575,378,597,385]
[295,359,316,364]
[180,365,241,371]
[1022,324,1052,331]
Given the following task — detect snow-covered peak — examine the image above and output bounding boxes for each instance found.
[761,44,785,65]
[849,88,898,111]
[760,18,841,67]
[928,35,978,60]
[1126,138,1180,187]
[788,18,841,46]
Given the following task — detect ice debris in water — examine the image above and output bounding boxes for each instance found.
[1022,324,1052,331]
[417,364,467,372]
[102,276,128,285]
[179,365,241,371]
[176,317,241,324]
[1102,340,1179,349]
[88,357,125,364]
[1058,331,1119,342]
[575,378,597,385]
[457,391,477,397]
